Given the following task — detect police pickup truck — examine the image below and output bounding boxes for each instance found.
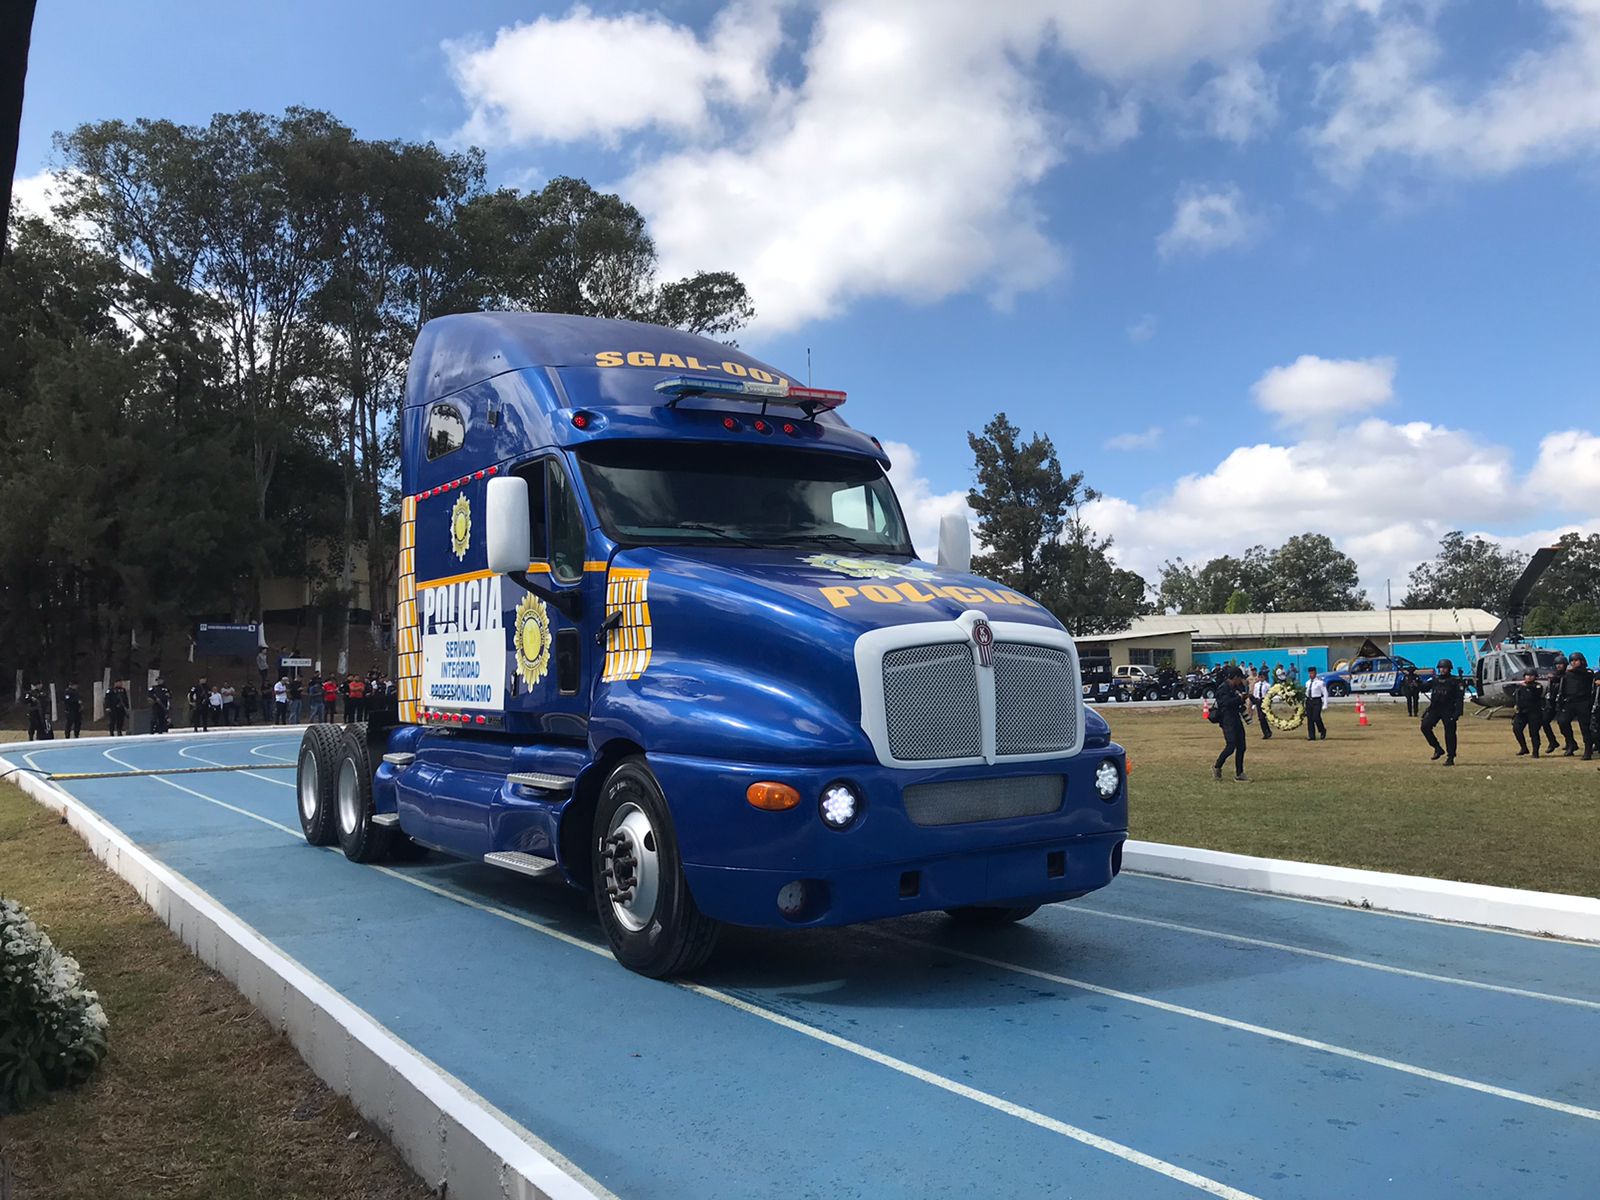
[293,313,1128,977]
[1321,654,1435,697]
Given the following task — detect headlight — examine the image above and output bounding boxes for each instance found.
[819,782,860,829]
[1094,759,1121,800]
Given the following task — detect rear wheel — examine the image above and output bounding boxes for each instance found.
[334,725,393,863]
[592,758,720,978]
[296,724,343,846]
[944,904,1041,926]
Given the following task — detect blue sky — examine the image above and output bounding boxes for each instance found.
[16,0,1600,600]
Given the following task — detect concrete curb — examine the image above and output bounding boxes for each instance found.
[0,748,602,1200]
[1122,840,1600,943]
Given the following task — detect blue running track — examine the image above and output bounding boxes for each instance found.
[12,731,1600,1199]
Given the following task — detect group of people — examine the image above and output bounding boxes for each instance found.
[1210,658,1473,780]
[1508,653,1599,761]
[189,670,390,730]
[16,669,393,738]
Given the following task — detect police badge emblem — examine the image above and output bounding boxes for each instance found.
[513,593,551,687]
[449,494,471,561]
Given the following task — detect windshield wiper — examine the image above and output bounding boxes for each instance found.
[770,532,893,553]
[674,522,762,545]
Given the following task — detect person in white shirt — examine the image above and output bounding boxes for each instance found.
[273,676,289,725]
[1304,667,1329,741]
[1250,671,1273,740]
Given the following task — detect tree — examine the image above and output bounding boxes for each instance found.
[1269,532,1370,611]
[966,414,1148,635]
[1403,531,1526,612]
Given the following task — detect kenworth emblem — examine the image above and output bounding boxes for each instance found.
[972,619,994,667]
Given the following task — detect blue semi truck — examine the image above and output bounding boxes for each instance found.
[294,313,1128,977]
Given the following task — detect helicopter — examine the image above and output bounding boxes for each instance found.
[1469,545,1565,711]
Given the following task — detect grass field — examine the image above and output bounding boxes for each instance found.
[1109,702,1600,898]
[0,770,431,1200]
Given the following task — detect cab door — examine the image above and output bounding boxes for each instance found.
[505,454,604,735]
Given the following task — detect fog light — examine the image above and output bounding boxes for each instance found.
[777,880,808,916]
[819,782,859,829]
[1094,760,1121,799]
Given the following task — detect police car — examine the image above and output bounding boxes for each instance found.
[1321,654,1435,697]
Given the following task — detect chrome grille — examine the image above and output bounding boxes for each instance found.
[994,642,1078,756]
[902,775,1064,826]
[882,644,982,761]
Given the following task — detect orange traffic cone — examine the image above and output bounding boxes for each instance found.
[1357,701,1369,727]
[1201,698,1211,721]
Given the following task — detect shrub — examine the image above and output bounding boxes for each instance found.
[0,897,109,1112]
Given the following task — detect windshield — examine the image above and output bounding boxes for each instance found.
[577,440,913,554]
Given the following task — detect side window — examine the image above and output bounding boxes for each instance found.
[549,460,586,584]
[1351,659,1370,674]
[426,403,465,460]
[512,457,583,584]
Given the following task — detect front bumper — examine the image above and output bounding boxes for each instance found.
[649,745,1128,929]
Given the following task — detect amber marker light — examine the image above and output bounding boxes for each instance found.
[747,781,801,811]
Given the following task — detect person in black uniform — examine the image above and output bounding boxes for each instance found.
[1421,659,1465,765]
[106,680,129,737]
[1511,669,1544,757]
[62,682,83,738]
[1210,668,1251,783]
[189,678,210,731]
[25,685,53,741]
[1557,652,1595,757]
[1400,667,1422,717]
[149,678,172,735]
[1541,658,1565,754]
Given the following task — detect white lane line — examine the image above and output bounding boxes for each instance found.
[1121,870,1600,947]
[178,743,299,789]
[1057,906,1600,1011]
[100,747,307,837]
[61,768,1261,1200]
[874,930,1600,1124]
[250,741,297,764]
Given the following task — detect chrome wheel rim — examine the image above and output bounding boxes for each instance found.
[337,758,360,835]
[602,801,660,933]
[298,748,318,822]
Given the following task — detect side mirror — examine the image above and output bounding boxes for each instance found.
[937,511,971,574]
[486,475,531,575]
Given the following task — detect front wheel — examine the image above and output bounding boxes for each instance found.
[592,759,720,978]
[945,904,1041,927]
[1327,681,1350,698]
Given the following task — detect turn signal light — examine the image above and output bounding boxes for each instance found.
[747,781,801,811]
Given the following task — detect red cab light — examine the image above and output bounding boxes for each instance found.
[572,412,590,429]
[722,416,738,430]
[782,422,797,436]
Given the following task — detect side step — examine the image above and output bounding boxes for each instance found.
[483,851,559,879]
[506,772,576,794]
[372,813,400,827]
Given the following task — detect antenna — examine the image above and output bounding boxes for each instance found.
[807,347,812,387]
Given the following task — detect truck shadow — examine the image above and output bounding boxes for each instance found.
[401,856,1307,1012]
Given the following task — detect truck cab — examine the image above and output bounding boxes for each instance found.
[294,313,1128,977]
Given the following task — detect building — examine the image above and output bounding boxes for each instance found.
[1078,609,1501,674]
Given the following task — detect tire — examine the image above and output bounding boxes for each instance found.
[297,724,343,846]
[944,904,1041,926]
[591,758,720,978]
[334,725,393,863]
[1201,686,1216,700]
[1328,681,1350,698]
[1113,689,1127,702]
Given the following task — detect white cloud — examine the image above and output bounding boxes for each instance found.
[880,439,973,560]
[1530,429,1600,508]
[1156,182,1261,259]
[1250,354,1395,426]
[446,4,780,145]
[10,169,68,220]
[1192,61,1280,142]
[449,0,1284,331]
[1084,415,1530,598]
[1106,426,1164,450]
[1126,313,1158,343]
[1312,0,1600,182]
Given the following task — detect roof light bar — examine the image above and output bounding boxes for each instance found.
[654,375,847,413]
